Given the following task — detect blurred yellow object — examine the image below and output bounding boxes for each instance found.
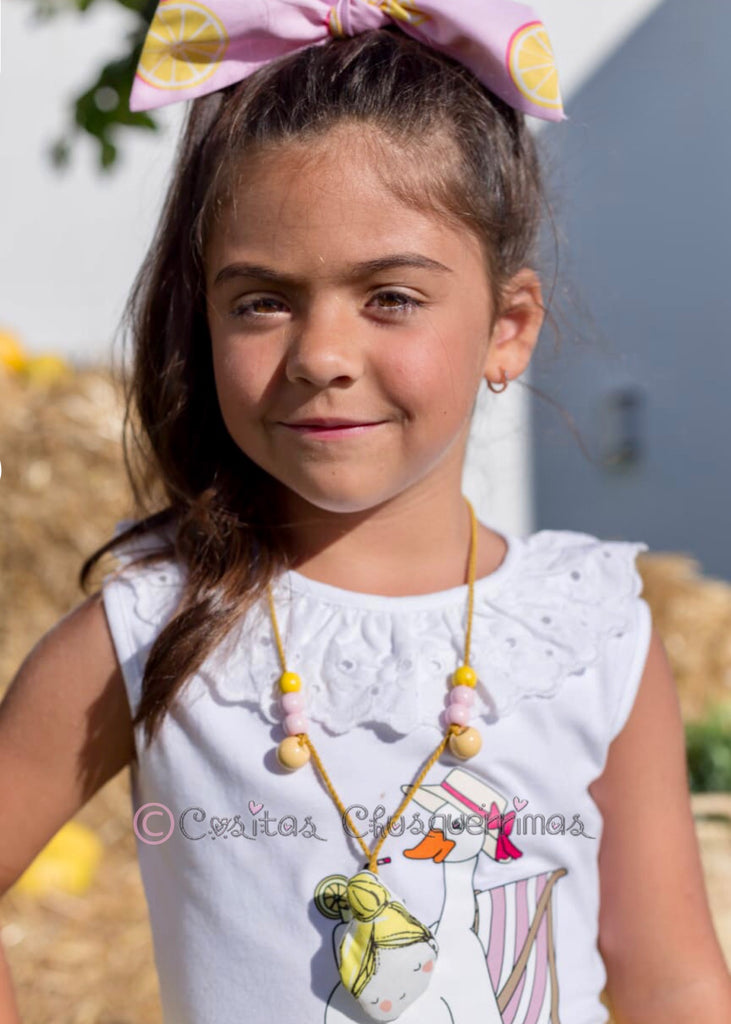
[21,353,73,386]
[0,330,27,373]
[12,821,103,898]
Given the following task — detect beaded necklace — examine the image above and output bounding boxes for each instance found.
[266,495,482,860]
[262,493,483,1015]
[262,497,484,1020]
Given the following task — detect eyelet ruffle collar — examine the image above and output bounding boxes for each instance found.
[109,521,647,736]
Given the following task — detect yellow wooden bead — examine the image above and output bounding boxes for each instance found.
[452,665,477,688]
[448,726,482,760]
[276,736,311,771]
[279,671,302,693]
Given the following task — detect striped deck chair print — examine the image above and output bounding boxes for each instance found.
[474,868,568,1024]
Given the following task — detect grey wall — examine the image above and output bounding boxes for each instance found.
[530,0,731,581]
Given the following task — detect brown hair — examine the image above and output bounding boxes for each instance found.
[80,25,554,755]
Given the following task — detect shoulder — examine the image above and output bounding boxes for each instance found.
[518,526,648,573]
[508,526,649,628]
[506,526,652,731]
[1,591,132,769]
[99,519,188,720]
[101,519,186,631]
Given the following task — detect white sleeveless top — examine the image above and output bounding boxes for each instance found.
[101,520,651,1024]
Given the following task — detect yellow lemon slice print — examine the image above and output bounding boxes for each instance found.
[137,0,229,93]
[314,874,350,919]
[508,22,562,111]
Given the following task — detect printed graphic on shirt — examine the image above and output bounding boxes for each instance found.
[314,768,568,1023]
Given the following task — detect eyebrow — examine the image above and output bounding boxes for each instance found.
[211,253,453,289]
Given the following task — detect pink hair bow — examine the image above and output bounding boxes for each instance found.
[129,0,565,121]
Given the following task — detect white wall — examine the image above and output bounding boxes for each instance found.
[530,0,731,579]
[0,0,666,536]
[0,0,185,364]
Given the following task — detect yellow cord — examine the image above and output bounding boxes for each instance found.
[465,493,476,668]
[266,496,477,874]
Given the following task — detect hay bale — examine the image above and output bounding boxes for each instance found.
[0,362,160,1023]
[636,552,731,721]
[0,364,134,683]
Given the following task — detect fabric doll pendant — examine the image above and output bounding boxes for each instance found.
[315,870,439,1021]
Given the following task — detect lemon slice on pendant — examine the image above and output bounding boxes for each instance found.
[314,874,350,919]
[137,0,229,93]
[508,22,562,112]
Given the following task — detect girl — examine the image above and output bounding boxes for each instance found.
[1,2,729,1022]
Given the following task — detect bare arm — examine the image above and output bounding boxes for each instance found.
[0,591,135,1017]
[590,626,731,1023]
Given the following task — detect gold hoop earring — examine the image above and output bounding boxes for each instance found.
[486,368,510,394]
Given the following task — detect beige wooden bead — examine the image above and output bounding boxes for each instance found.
[276,736,311,771]
[448,726,482,760]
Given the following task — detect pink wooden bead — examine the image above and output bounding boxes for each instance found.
[281,691,305,714]
[449,685,475,707]
[284,712,308,736]
[446,704,470,727]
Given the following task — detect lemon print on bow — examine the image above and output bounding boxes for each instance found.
[508,20,561,112]
[136,0,229,93]
[129,0,565,123]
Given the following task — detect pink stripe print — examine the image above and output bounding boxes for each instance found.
[524,873,549,1024]
[486,883,506,989]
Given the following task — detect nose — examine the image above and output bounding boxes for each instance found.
[284,299,364,388]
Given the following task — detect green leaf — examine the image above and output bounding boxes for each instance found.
[27,0,161,171]
[686,705,731,793]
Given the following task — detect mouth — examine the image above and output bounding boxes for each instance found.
[279,419,386,439]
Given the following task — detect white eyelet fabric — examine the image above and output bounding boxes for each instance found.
[106,519,648,737]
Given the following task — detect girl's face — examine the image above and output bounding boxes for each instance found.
[205,124,541,518]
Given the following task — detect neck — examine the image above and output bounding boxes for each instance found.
[275,486,506,598]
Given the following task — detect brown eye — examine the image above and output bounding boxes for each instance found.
[371,291,423,314]
[231,297,287,318]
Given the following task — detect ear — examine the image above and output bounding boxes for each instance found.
[483,268,545,386]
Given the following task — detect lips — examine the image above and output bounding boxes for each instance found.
[283,418,380,428]
[281,422,384,439]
